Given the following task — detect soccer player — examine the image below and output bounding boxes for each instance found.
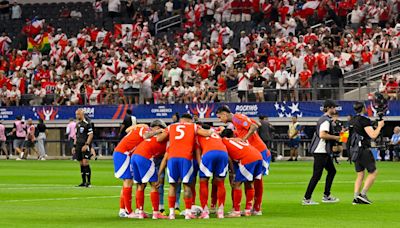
[216,106,270,215]
[156,114,211,220]
[196,124,229,219]
[72,109,93,188]
[131,120,169,219]
[220,129,263,217]
[113,122,148,218]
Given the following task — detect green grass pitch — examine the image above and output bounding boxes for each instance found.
[0,160,399,228]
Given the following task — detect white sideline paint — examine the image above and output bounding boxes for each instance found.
[1,195,120,203]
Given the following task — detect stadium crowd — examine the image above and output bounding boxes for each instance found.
[0,0,400,106]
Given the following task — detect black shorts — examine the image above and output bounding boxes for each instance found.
[24,140,35,148]
[355,148,376,173]
[76,145,92,161]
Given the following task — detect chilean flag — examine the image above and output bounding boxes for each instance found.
[294,0,320,18]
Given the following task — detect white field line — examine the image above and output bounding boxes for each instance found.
[0,195,120,203]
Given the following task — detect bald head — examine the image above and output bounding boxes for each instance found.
[75,109,85,121]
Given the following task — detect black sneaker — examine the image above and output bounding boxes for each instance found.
[76,183,86,187]
[85,183,92,188]
[288,158,293,161]
[357,194,372,204]
[352,198,362,205]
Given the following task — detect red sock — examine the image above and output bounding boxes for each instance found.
[233,189,242,212]
[168,196,176,209]
[199,180,209,209]
[119,189,125,209]
[122,187,132,214]
[136,190,144,210]
[150,191,159,211]
[216,180,226,208]
[211,181,218,207]
[184,197,193,210]
[254,179,263,211]
[245,188,255,210]
[190,185,196,205]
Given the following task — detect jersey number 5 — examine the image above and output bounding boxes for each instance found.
[175,125,185,140]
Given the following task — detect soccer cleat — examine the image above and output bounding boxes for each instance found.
[152,212,168,220]
[175,208,182,215]
[127,212,140,219]
[136,210,145,219]
[226,211,241,218]
[168,214,175,220]
[199,211,209,219]
[357,194,372,204]
[76,183,86,187]
[185,212,197,220]
[119,209,129,218]
[252,210,263,216]
[244,209,252,217]
[217,210,224,219]
[302,198,319,206]
[209,206,216,214]
[322,195,339,203]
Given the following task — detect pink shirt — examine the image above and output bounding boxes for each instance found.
[67,121,77,140]
[0,124,6,141]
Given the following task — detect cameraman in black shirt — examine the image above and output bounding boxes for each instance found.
[72,109,94,187]
[350,102,384,204]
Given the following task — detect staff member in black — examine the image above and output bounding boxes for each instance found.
[351,102,384,204]
[72,109,94,187]
[302,100,340,205]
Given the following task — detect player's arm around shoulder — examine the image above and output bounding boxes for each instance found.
[156,129,169,142]
[125,124,149,133]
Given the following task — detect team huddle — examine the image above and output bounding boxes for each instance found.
[112,106,271,220]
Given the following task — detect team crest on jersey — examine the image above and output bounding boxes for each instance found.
[79,127,84,133]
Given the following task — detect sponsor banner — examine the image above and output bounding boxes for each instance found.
[0,101,398,121]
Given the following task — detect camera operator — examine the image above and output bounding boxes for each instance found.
[350,102,384,204]
[331,113,344,163]
[302,100,340,205]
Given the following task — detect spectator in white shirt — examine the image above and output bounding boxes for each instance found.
[240,31,250,54]
[274,63,289,101]
[350,5,364,30]
[11,1,21,20]
[165,0,174,17]
[167,62,182,85]
[0,85,10,106]
[9,85,20,106]
[237,67,249,102]
[108,0,121,18]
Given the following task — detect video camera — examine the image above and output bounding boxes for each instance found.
[372,92,388,120]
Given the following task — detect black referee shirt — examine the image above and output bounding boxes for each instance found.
[76,119,93,145]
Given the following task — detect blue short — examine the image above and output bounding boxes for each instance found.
[167,158,193,184]
[199,150,229,178]
[131,154,157,184]
[289,138,300,148]
[261,149,272,176]
[234,160,263,182]
[113,152,132,179]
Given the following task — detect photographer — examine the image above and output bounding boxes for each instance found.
[350,102,384,204]
[303,100,340,205]
[331,113,344,162]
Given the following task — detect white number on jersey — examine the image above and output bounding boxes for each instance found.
[175,125,186,140]
[228,139,249,149]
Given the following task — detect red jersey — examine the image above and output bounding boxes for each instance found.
[114,126,148,154]
[361,51,372,64]
[218,77,227,92]
[197,133,228,155]
[133,136,167,159]
[267,56,277,72]
[222,138,262,165]
[299,70,312,88]
[232,113,268,153]
[304,54,316,74]
[166,122,197,160]
[316,53,328,71]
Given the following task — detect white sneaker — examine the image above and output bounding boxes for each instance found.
[217,209,224,219]
[252,210,263,216]
[322,195,340,203]
[185,212,197,220]
[118,209,128,218]
[40,157,46,161]
[302,198,319,206]
[199,210,209,219]
[16,157,22,161]
[127,212,140,219]
[169,214,175,220]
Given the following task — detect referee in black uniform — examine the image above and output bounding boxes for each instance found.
[72,109,94,187]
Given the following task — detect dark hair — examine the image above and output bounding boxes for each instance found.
[216,105,231,114]
[16,115,22,120]
[353,101,364,114]
[39,118,44,124]
[126,109,132,115]
[220,129,234,138]
[201,123,211,129]
[180,113,193,120]
[172,112,180,121]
